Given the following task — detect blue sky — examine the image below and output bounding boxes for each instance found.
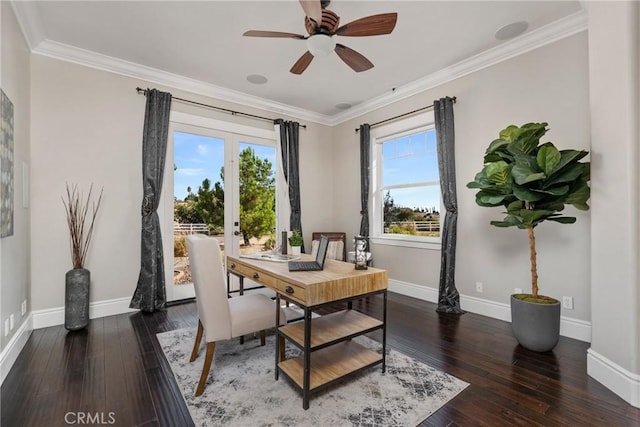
[173,131,276,200]
[173,129,440,212]
[382,129,441,212]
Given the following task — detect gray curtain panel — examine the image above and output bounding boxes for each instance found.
[130,89,172,312]
[434,97,464,314]
[359,124,371,240]
[275,119,305,253]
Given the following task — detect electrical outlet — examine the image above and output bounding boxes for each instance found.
[21,300,27,316]
[4,319,9,337]
[562,296,574,310]
[9,314,14,330]
[476,282,483,292]
[514,288,523,294]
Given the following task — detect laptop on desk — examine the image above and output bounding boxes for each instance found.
[288,235,330,272]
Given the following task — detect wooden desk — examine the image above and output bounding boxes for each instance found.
[227,255,388,409]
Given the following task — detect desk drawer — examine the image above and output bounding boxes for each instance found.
[228,262,277,288]
[273,281,306,304]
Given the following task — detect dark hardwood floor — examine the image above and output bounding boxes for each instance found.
[2,292,639,426]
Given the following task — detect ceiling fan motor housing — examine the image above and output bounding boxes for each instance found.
[305,9,340,34]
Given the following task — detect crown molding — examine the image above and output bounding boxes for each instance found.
[32,39,333,126]
[12,0,331,125]
[12,2,586,128]
[329,10,588,126]
[10,0,45,50]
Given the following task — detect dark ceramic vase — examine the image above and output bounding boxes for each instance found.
[510,294,561,352]
[65,268,90,331]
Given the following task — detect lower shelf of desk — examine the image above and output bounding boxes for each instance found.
[278,340,382,391]
[279,309,383,348]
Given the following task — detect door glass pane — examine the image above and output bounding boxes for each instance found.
[173,131,225,288]
[237,142,276,255]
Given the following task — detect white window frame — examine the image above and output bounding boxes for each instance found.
[167,111,279,253]
[160,112,280,301]
[370,110,442,250]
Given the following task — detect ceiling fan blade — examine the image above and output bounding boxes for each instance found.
[243,30,306,39]
[299,0,322,27]
[335,44,374,72]
[290,51,314,75]
[336,13,398,37]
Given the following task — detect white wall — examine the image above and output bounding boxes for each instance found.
[296,121,336,246]
[29,55,332,314]
[332,32,591,321]
[585,1,640,407]
[0,2,31,352]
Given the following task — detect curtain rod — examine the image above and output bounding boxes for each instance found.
[355,96,457,132]
[136,87,306,129]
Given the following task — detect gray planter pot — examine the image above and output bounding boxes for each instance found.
[65,268,90,331]
[510,294,560,352]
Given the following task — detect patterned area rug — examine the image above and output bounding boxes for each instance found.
[157,328,468,426]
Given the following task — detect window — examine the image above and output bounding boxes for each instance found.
[371,112,441,249]
[160,112,279,302]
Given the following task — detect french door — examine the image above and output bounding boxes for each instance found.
[160,113,277,302]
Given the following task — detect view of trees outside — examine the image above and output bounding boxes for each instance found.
[383,188,440,236]
[381,129,441,237]
[174,178,224,234]
[173,146,275,244]
[172,131,276,285]
[238,147,276,246]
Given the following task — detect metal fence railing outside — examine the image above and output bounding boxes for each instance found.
[174,223,209,235]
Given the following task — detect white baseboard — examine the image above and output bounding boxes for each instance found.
[388,279,591,342]
[5,283,429,387]
[559,316,591,343]
[32,297,138,329]
[587,348,640,408]
[2,297,138,386]
[0,313,34,385]
[460,294,512,322]
[388,279,439,303]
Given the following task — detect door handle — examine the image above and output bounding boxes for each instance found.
[233,230,240,236]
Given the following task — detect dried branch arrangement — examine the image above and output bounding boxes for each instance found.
[62,183,103,269]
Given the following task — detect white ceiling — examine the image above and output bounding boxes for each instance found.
[12,1,584,124]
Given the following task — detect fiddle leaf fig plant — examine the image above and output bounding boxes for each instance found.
[467,122,590,301]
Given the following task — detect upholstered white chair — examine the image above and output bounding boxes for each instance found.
[186,234,285,396]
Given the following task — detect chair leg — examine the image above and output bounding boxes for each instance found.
[190,320,204,362]
[195,342,215,397]
[260,330,266,346]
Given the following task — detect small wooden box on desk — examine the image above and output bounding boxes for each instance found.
[226,256,388,409]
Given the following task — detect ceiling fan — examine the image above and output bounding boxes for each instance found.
[243,0,398,75]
